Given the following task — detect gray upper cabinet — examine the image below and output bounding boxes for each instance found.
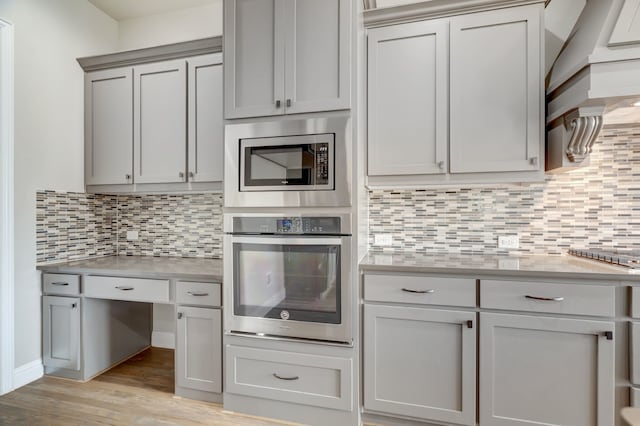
[367,19,448,176]
[134,60,187,184]
[364,304,476,425]
[188,54,223,183]
[449,5,542,174]
[85,68,133,185]
[224,0,351,119]
[43,295,81,371]
[480,312,615,426]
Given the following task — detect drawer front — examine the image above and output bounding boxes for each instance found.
[226,345,352,411]
[43,273,80,296]
[364,274,476,307]
[176,281,221,307]
[632,287,640,319]
[481,280,615,317]
[632,322,640,386]
[84,276,170,303]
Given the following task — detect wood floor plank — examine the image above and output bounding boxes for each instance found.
[0,348,292,426]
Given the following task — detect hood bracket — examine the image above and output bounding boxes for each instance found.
[563,107,604,163]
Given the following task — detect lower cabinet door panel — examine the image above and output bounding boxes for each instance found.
[480,312,615,426]
[43,296,81,371]
[364,304,476,425]
[226,345,353,411]
[176,306,222,393]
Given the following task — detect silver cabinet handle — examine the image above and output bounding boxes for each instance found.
[51,282,69,286]
[189,171,195,179]
[187,291,209,297]
[71,303,77,309]
[273,373,299,381]
[115,286,134,291]
[529,157,538,166]
[276,100,281,108]
[125,174,131,180]
[604,331,613,340]
[286,99,292,107]
[402,288,435,294]
[179,172,185,179]
[525,295,564,302]
[177,312,183,319]
[437,161,444,170]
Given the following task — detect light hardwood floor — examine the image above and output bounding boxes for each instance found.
[0,348,292,425]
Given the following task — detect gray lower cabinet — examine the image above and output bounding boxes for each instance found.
[175,306,222,395]
[364,304,476,425]
[479,312,615,426]
[42,295,81,371]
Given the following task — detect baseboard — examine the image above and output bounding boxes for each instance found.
[152,331,175,349]
[13,359,43,389]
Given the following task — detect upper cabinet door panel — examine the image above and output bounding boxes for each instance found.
[85,68,133,186]
[450,5,542,174]
[134,60,187,184]
[367,20,448,176]
[188,54,223,183]
[609,0,640,46]
[224,0,286,119]
[284,0,351,114]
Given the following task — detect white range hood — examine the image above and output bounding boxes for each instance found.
[546,0,640,171]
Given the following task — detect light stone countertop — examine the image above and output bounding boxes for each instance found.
[37,255,223,282]
[360,251,640,282]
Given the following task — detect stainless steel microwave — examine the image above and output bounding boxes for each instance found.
[224,115,352,208]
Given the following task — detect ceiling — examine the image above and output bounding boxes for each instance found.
[87,0,220,20]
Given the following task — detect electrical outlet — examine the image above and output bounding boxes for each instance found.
[374,234,393,246]
[126,230,139,241]
[498,235,519,249]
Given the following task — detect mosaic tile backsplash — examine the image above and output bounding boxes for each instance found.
[369,125,640,255]
[37,192,223,263]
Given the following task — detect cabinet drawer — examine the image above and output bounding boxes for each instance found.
[364,274,476,307]
[84,276,169,303]
[632,322,640,385]
[226,345,352,411]
[480,280,615,317]
[632,287,640,319]
[43,273,80,296]
[176,281,220,307]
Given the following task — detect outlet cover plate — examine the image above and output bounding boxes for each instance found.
[498,235,519,249]
[126,230,139,241]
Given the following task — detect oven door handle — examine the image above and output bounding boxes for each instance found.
[230,236,345,246]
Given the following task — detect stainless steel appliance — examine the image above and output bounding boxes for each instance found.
[224,213,352,344]
[224,116,351,207]
[568,248,640,269]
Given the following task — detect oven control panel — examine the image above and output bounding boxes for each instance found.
[233,216,344,235]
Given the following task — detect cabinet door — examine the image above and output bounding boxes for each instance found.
[450,4,542,173]
[364,305,476,425]
[367,19,448,176]
[133,60,187,184]
[480,313,615,426]
[224,0,286,119]
[187,54,223,183]
[176,306,222,393]
[283,0,351,114]
[43,296,80,371]
[85,68,133,185]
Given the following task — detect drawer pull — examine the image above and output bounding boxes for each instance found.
[273,373,299,381]
[51,282,69,286]
[402,288,435,294]
[115,286,135,291]
[525,295,564,302]
[187,291,209,297]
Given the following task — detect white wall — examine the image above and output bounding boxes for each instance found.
[118,1,222,51]
[0,0,117,377]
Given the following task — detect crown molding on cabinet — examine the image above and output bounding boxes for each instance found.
[77,36,222,72]
[363,0,543,27]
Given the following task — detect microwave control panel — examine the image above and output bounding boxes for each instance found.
[315,143,330,185]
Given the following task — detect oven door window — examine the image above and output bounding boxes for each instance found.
[233,243,341,324]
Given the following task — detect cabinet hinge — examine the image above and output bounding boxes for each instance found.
[604,331,613,340]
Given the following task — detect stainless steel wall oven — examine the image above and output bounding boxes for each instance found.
[224,213,352,344]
